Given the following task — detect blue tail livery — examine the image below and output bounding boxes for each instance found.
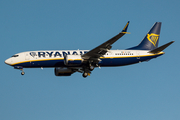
[128,22,161,50]
[5,22,174,78]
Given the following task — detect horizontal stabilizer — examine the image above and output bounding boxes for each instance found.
[148,41,174,54]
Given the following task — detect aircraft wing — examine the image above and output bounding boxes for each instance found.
[82,21,130,60]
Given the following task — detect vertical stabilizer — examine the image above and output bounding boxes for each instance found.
[128,22,161,50]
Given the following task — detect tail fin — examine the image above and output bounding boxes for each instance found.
[128,22,161,50]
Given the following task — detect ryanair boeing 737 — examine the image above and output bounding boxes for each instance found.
[5,22,174,78]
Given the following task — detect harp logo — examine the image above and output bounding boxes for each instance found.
[30,52,37,57]
[147,33,159,47]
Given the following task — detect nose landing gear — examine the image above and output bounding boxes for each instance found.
[21,70,25,75]
[14,66,25,75]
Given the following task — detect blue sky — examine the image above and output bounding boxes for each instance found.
[1,0,180,120]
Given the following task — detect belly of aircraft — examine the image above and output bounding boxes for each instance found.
[14,54,163,68]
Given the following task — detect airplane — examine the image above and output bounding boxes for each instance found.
[5,21,174,78]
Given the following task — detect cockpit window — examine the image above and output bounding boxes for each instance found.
[12,55,19,57]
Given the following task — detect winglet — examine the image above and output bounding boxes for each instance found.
[121,21,130,34]
[148,41,175,54]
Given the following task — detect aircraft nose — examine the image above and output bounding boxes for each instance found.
[5,58,12,65]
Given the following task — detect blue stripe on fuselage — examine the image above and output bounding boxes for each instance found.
[100,55,160,66]
[13,54,163,68]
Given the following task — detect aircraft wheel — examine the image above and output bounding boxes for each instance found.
[21,72,25,75]
[89,65,94,71]
[83,72,88,78]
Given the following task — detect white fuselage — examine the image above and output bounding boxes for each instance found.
[5,50,164,68]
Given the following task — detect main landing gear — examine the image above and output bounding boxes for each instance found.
[89,65,94,71]
[81,61,100,78]
[82,72,91,78]
[82,64,95,78]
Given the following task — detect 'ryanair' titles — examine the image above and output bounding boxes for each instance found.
[30,51,88,58]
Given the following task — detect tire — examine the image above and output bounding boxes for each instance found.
[21,72,25,75]
[89,65,94,71]
[83,72,88,78]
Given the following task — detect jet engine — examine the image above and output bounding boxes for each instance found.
[64,55,83,66]
[54,67,74,76]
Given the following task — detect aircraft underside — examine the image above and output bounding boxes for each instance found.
[11,54,163,77]
[14,54,162,68]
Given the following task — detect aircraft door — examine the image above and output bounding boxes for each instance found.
[24,52,31,67]
[136,51,140,59]
[107,51,113,59]
[25,53,30,60]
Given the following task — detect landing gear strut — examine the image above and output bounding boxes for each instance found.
[14,66,25,75]
[20,69,25,75]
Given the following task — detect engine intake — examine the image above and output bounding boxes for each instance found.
[64,55,83,66]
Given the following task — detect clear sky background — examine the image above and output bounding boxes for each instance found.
[0,0,180,120]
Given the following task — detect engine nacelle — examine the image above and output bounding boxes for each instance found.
[64,55,83,66]
[54,67,74,76]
